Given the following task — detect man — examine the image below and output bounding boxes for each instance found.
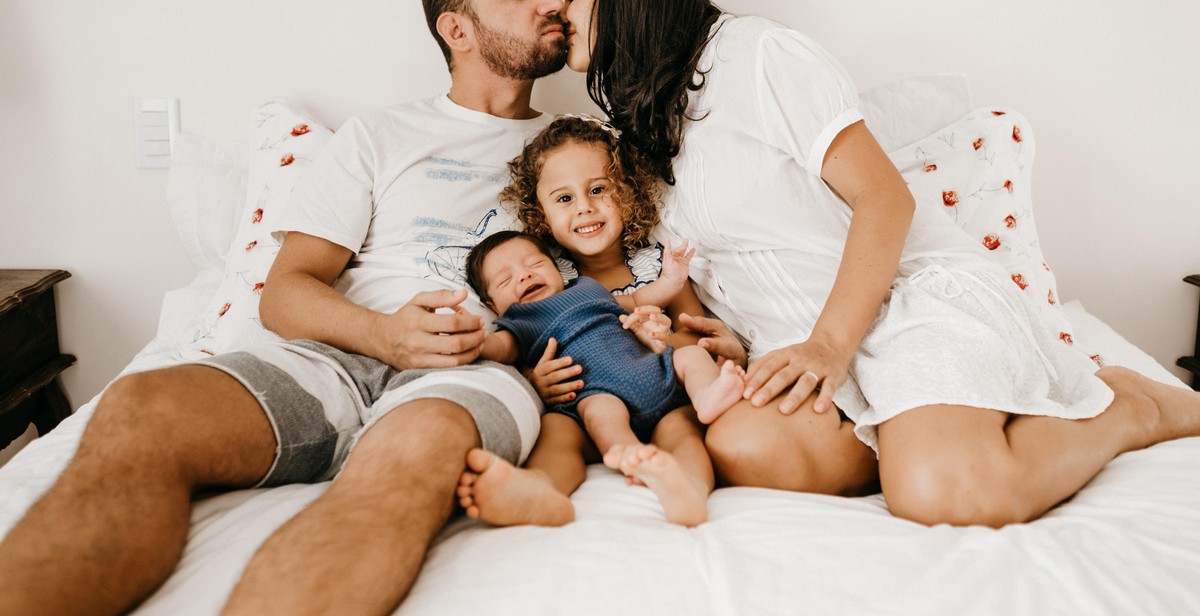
[0,1,569,614]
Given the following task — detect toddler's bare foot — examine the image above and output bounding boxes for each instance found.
[456,449,574,527]
[605,444,708,527]
[693,361,747,424]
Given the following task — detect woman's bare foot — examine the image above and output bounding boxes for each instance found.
[693,361,747,425]
[1098,366,1200,449]
[603,444,708,527]
[456,449,574,527]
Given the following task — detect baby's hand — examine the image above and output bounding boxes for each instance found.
[620,306,672,354]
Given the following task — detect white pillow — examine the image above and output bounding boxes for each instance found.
[177,102,334,359]
[859,73,972,152]
[166,133,248,271]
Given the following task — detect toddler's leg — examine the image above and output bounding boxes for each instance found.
[674,346,746,424]
[609,408,712,527]
[457,413,591,527]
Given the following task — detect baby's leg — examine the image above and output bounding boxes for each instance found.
[673,346,746,424]
[577,393,642,461]
[611,408,712,526]
[457,413,592,527]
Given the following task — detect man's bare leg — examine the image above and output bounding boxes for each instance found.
[0,366,277,616]
[223,398,480,615]
[705,394,879,495]
[457,413,593,527]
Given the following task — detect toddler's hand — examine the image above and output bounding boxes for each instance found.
[657,238,695,289]
[525,337,583,406]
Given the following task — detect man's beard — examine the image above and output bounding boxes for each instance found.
[473,16,568,80]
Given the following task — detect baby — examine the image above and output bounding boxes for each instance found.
[465,230,745,525]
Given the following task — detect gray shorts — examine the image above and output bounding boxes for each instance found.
[197,340,542,487]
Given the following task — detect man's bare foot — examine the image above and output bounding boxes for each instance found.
[456,449,574,527]
[693,361,747,425]
[603,444,708,527]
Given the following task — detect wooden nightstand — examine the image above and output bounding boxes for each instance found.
[1179,274,1200,391]
[0,270,76,449]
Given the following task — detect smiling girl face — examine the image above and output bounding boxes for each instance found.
[535,140,625,262]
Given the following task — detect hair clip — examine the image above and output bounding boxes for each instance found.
[557,113,623,139]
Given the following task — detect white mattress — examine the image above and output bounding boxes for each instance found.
[1,288,1197,615]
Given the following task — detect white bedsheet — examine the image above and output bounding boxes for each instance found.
[1,297,1197,615]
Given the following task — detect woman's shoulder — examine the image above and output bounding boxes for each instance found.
[708,15,832,70]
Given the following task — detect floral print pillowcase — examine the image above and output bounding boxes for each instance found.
[890,108,1103,366]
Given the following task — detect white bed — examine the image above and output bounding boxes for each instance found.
[2,76,1198,615]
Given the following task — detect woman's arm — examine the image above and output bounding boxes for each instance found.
[744,120,914,413]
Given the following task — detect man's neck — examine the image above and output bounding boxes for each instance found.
[447,65,539,120]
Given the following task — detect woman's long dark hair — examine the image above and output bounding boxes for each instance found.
[585,0,723,185]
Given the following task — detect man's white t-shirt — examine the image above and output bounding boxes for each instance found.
[280,95,552,321]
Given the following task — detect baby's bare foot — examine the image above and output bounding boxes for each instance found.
[693,361,747,424]
[612,444,708,527]
[456,449,574,527]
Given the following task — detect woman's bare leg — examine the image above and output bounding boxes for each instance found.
[705,394,878,495]
[878,366,1200,527]
[0,366,277,616]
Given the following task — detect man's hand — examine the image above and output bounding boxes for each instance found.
[677,312,748,368]
[525,337,584,406]
[370,289,487,370]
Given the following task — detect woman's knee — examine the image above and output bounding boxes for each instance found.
[881,459,1027,528]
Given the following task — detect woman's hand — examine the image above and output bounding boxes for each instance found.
[743,337,851,415]
[525,337,584,406]
[620,306,672,354]
[677,313,748,368]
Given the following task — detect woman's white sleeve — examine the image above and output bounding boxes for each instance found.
[754,30,863,177]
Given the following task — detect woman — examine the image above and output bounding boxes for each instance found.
[559,0,1200,526]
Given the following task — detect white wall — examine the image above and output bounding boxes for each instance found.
[1,0,1196,426]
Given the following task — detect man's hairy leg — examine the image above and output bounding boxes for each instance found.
[0,366,276,616]
[222,398,480,616]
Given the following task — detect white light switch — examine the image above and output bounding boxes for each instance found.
[135,98,180,169]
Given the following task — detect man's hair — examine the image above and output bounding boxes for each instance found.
[499,116,662,258]
[423,0,473,69]
[465,230,558,309]
[584,0,723,185]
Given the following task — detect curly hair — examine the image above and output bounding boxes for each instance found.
[499,116,662,258]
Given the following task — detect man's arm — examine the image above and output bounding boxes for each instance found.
[260,231,488,369]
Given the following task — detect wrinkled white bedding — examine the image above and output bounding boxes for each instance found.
[1,291,1197,615]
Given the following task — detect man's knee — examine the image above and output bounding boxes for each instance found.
[342,399,480,487]
[87,367,275,486]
